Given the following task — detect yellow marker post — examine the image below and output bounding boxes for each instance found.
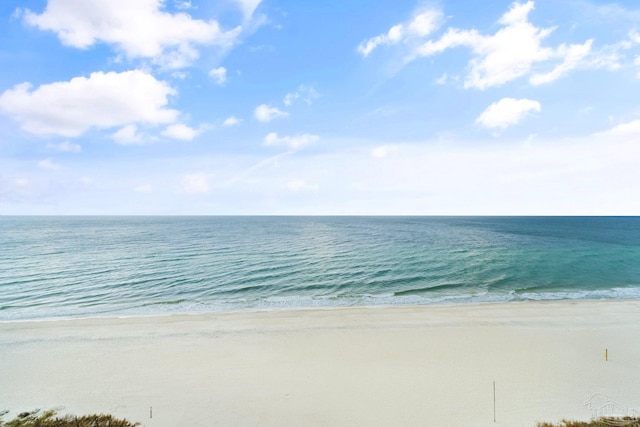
[605,349,608,361]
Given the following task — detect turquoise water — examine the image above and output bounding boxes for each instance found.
[1,216,639,320]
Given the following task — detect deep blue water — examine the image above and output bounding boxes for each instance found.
[1,216,639,320]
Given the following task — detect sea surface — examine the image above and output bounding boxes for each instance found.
[1,216,639,320]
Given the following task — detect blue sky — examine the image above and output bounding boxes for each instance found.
[1,0,640,215]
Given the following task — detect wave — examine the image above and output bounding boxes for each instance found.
[2,216,640,320]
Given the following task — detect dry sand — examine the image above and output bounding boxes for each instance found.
[1,300,639,427]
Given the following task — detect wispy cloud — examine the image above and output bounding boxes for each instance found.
[37,158,61,170]
[358,9,443,56]
[263,132,319,150]
[283,85,319,106]
[46,141,81,153]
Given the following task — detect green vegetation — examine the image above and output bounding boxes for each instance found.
[0,410,138,427]
[537,418,640,427]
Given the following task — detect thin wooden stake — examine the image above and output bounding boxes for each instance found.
[150,406,153,419]
[493,381,496,422]
[605,349,608,361]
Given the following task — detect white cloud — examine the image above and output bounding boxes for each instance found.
[263,132,319,149]
[46,141,81,152]
[112,124,145,144]
[283,85,319,106]
[286,179,318,192]
[223,116,241,126]
[209,66,227,85]
[37,158,61,170]
[410,1,596,89]
[181,172,210,194]
[358,9,443,56]
[235,0,262,20]
[23,0,246,69]
[162,123,200,140]
[0,70,178,137]
[417,1,556,89]
[254,104,288,122]
[371,145,398,158]
[598,120,640,138]
[156,44,200,69]
[530,40,593,85]
[476,98,541,129]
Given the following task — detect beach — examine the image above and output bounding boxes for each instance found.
[1,300,639,427]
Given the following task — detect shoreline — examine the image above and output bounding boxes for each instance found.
[3,296,640,324]
[2,299,640,426]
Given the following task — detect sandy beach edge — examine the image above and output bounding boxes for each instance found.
[2,299,639,427]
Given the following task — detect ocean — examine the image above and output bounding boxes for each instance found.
[1,216,639,321]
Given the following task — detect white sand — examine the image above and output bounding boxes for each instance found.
[1,300,640,427]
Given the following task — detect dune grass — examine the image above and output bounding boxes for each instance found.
[3,409,639,426]
[0,410,138,427]
[537,418,640,427]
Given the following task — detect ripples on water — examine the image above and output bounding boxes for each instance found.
[1,216,639,320]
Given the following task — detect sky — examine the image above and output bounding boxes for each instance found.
[1,0,640,215]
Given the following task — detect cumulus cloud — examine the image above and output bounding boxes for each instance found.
[367,1,592,89]
[181,172,210,194]
[209,66,227,85]
[0,70,178,137]
[263,132,319,150]
[46,141,81,152]
[223,116,241,126]
[476,98,541,129]
[22,0,248,69]
[162,123,200,140]
[254,104,288,122]
[417,1,558,89]
[358,9,443,56]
